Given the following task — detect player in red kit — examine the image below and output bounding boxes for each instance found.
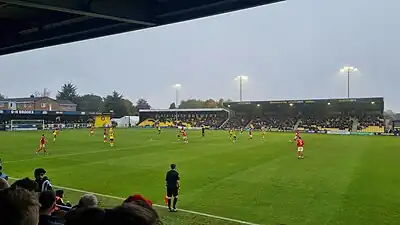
[182,130,188,143]
[249,129,253,140]
[296,136,304,159]
[103,128,108,143]
[36,134,47,154]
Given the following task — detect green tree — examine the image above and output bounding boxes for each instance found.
[78,94,104,112]
[179,99,204,109]
[121,99,137,115]
[136,98,151,110]
[203,99,218,108]
[56,83,79,103]
[103,91,129,118]
[169,102,176,109]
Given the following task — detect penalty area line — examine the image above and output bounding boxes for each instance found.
[8,177,260,225]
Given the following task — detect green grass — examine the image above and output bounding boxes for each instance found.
[1,128,400,225]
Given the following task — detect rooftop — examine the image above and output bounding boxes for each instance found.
[0,0,283,56]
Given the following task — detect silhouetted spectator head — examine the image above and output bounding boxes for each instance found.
[0,178,9,190]
[124,194,153,208]
[0,187,41,225]
[77,194,98,208]
[65,207,105,225]
[39,190,56,215]
[103,203,161,225]
[11,177,38,192]
[34,168,47,180]
[55,189,64,198]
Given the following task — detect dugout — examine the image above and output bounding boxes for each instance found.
[224,98,384,118]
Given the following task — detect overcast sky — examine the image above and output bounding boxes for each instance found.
[0,0,399,111]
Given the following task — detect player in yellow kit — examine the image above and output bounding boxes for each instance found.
[261,126,266,140]
[229,129,233,139]
[53,129,58,142]
[109,131,115,147]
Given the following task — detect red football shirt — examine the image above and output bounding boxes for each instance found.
[296,139,304,147]
[40,137,45,144]
[183,131,187,137]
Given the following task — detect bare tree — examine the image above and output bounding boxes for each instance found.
[33,88,51,97]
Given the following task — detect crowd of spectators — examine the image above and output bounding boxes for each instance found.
[298,116,352,130]
[251,117,297,130]
[155,114,228,128]
[357,116,384,130]
[221,116,251,129]
[175,117,226,128]
[0,167,161,225]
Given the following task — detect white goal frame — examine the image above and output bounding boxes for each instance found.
[10,119,45,131]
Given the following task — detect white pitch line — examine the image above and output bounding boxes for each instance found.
[4,142,173,163]
[8,177,261,225]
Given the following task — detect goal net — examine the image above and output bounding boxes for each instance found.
[10,120,45,131]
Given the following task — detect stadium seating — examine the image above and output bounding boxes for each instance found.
[221,116,251,129]
[251,117,297,130]
[298,116,352,131]
[138,117,226,128]
[357,116,385,133]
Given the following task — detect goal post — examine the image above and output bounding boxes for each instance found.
[10,120,45,131]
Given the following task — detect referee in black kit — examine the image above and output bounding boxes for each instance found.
[165,164,180,212]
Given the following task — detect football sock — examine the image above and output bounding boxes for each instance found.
[173,198,178,209]
[168,199,171,209]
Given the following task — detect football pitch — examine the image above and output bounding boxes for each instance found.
[1,129,400,225]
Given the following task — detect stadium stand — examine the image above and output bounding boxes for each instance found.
[357,116,385,133]
[138,98,389,134]
[138,109,229,129]
[222,97,386,133]
[298,116,352,131]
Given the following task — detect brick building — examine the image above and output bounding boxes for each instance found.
[0,96,76,111]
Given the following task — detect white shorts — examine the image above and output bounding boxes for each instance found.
[249,135,253,138]
[104,135,107,138]
[297,147,304,152]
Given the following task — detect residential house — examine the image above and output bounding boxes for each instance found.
[0,96,77,111]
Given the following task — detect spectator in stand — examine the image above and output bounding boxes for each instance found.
[0,178,9,190]
[38,190,62,225]
[74,194,98,209]
[55,189,72,207]
[65,207,105,225]
[34,168,52,191]
[102,202,161,225]
[11,177,39,192]
[124,194,153,208]
[0,187,41,225]
[0,159,8,181]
